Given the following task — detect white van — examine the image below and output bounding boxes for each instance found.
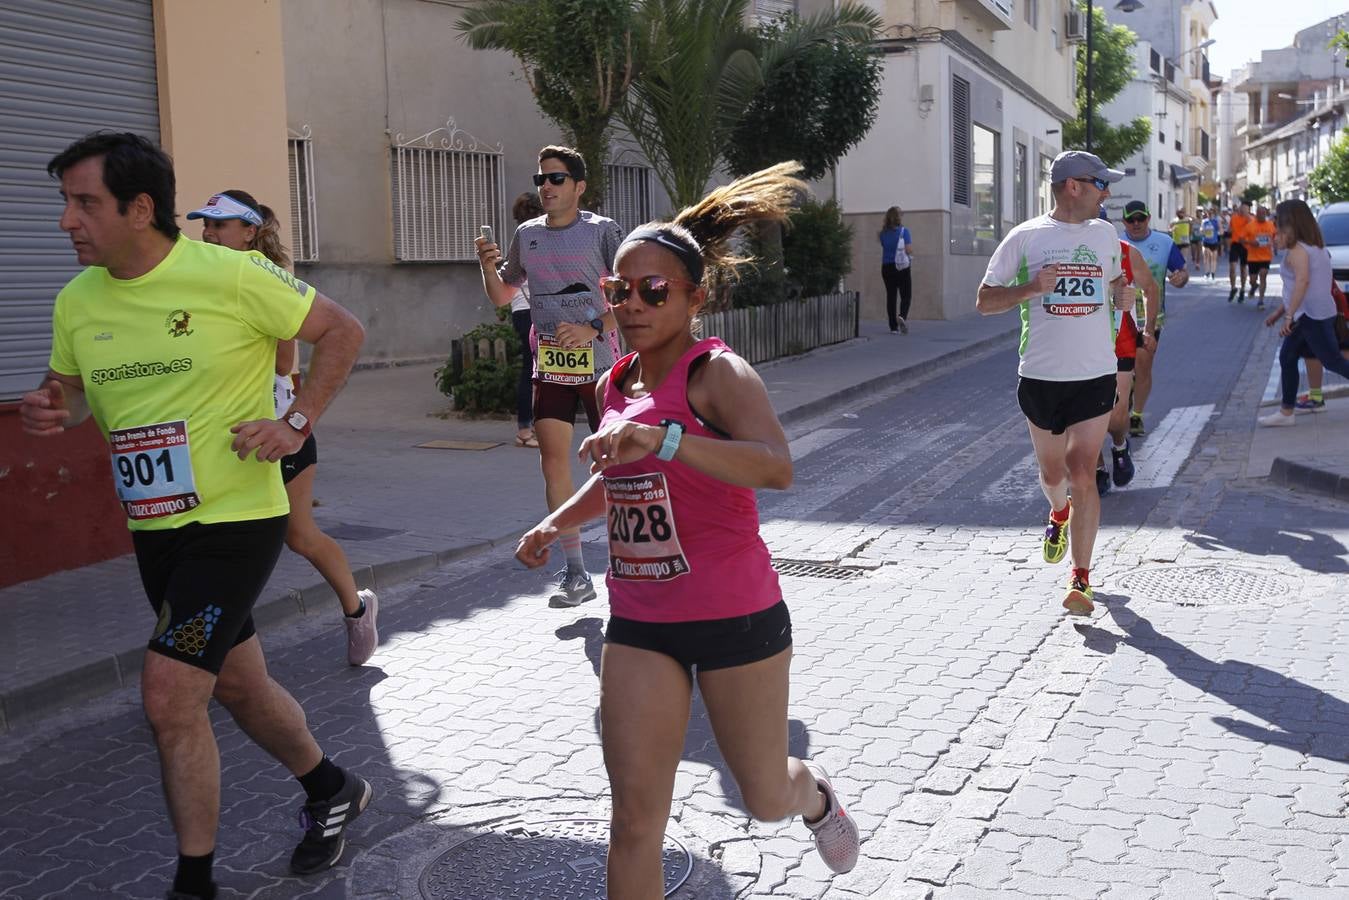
[1317,201,1349,284]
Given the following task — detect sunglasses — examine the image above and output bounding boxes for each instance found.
[532,172,573,187]
[1073,176,1110,191]
[1124,215,1149,223]
[600,275,698,308]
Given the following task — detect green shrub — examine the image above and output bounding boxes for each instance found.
[434,317,522,414]
[784,198,852,297]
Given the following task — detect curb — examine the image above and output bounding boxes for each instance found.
[1268,457,1349,501]
[1,324,1017,732]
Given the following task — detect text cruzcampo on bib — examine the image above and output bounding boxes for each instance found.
[109,420,201,521]
[605,472,691,582]
[536,336,594,384]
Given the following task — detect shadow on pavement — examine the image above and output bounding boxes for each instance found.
[1183,526,1349,575]
[1074,595,1349,763]
[554,617,814,817]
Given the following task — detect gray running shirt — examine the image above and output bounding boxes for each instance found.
[499,211,625,374]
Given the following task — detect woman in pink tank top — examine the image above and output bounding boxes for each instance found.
[515,163,860,895]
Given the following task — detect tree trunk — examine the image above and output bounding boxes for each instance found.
[572,128,611,213]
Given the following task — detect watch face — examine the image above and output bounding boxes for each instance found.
[288,412,308,428]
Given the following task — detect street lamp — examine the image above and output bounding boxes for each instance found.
[1085,0,1144,152]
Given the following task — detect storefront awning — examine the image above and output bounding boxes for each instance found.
[1171,165,1201,185]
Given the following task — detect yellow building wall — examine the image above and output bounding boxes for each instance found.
[152,0,292,256]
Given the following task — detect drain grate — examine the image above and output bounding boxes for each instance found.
[1115,565,1293,607]
[771,559,866,580]
[418,818,691,899]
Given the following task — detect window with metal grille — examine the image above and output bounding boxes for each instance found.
[952,75,972,206]
[754,0,796,22]
[1014,142,1028,222]
[972,125,1001,240]
[604,164,653,236]
[287,129,318,263]
[390,122,504,262]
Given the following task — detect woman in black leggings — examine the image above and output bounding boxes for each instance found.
[879,206,914,333]
[507,191,544,446]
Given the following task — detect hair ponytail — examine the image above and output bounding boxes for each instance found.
[221,188,292,269]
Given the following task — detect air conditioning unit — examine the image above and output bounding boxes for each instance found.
[1065,10,1087,44]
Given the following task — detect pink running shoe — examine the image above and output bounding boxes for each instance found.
[803,768,860,874]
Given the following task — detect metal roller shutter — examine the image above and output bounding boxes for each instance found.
[0,0,159,399]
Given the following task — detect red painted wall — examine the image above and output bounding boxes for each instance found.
[0,403,130,589]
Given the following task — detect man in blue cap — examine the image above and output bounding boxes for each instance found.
[976,150,1127,616]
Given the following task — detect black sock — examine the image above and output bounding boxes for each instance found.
[172,851,215,898]
[297,756,345,803]
[345,598,366,619]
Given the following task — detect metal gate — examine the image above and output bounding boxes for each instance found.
[0,0,160,399]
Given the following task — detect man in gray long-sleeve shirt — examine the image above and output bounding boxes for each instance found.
[476,145,623,608]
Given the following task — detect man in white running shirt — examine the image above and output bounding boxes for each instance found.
[977,151,1126,616]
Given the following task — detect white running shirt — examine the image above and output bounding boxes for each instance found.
[983,214,1122,382]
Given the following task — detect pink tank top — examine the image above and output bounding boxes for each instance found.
[600,337,782,623]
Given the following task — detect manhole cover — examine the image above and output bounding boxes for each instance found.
[1115,565,1292,607]
[418,818,691,899]
[318,522,406,542]
[771,559,866,580]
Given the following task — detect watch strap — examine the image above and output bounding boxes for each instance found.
[656,419,684,461]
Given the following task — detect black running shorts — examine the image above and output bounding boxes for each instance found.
[281,434,318,485]
[133,516,288,674]
[533,379,600,431]
[1247,260,1271,275]
[1229,243,1247,263]
[1017,373,1117,436]
[605,600,792,678]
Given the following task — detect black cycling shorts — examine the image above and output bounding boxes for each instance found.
[281,434,318,485]
[133,516,288,674]
[1017,373,1116,436]
[605,600,792,678]
[534,379,600,431]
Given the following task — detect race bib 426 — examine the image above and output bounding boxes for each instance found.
[1044,263,1105,317]
[109,420,201,520]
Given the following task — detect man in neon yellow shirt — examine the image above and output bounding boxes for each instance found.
[19,132,369,899]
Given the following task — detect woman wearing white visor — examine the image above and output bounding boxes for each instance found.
[189,190,379,666]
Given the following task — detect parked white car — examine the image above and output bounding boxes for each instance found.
[1317,201,1349,284]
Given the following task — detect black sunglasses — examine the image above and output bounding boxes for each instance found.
[1124,214,1149,223]
[532,172,573,187]
[600,275,698,308]
[1073,176,1110,191]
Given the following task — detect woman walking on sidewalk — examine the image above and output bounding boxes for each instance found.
[192,190,378,664]
[1258,199,1349,427]
[516,163,860,897]
[879,206,914,333]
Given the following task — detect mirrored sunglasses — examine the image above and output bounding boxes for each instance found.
[600,275,698,308]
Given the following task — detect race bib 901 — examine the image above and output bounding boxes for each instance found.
[605,472,690,582]
[108,420,201,520]
[537,336,594,384]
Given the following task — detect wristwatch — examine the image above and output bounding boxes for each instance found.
[657,419,685,461]
[283,410,312,437]
[588,316,605,334]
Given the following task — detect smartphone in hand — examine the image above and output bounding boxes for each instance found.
[480,225,494,246]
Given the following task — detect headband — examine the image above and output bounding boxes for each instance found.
[620,227,705,283]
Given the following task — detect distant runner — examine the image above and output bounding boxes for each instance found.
[1120,201,1189,437]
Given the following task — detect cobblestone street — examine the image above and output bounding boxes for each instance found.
[1,282,1346,898]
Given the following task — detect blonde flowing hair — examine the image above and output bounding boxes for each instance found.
[221,188,291,269]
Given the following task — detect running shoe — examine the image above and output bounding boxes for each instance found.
[548,569,596,608]
[1128,413,1145,437]
[1095,467,1111,497]
[1256,300,1265,310]
[1111,441,1135,487]
[1258,411,1295,427]
[1228,287,1237,302]
[1063,572,1094,616]
[803,769,860,874]
[291,772,374,875]
[898,317,909,335]
[1295,395,1326,412]
[1042,505,1069,565]
[1238,290,1246,303]
[345,589,379,667]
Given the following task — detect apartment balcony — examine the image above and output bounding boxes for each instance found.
[955,0,1014,30]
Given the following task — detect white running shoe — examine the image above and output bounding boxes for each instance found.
[548,569,596,608]
[803,768,860,874]
[345,589,379,666]
[1257,411,1295,428]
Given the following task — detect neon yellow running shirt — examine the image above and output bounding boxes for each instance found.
[49,236,314,530]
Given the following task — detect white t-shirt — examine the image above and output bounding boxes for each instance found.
[983,214,1122,382]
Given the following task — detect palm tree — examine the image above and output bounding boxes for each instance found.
[456,0,637,210]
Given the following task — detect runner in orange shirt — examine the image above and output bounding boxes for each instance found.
[1228,201,1251,302]
[1243,206,1278,308]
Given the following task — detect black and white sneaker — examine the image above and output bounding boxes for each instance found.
[290,772,373,875]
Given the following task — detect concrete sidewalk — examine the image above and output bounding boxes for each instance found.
[0,314,1019,732]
